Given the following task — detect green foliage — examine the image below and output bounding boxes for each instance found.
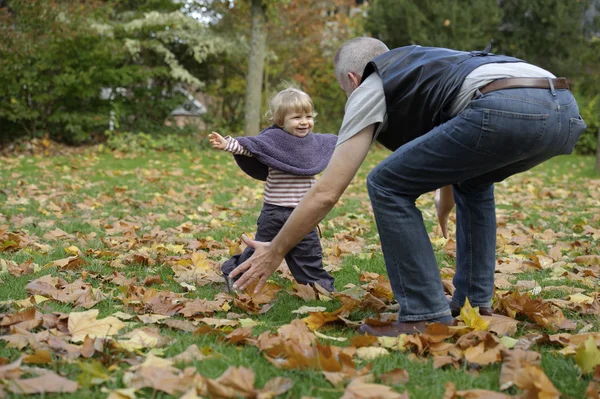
[573,93,599,155]
[0,0,225,144]
[365,0,600,155]
[365,0,503,50]
[494,0,593,77]
[0,1,117,143]
[104,129,201,153]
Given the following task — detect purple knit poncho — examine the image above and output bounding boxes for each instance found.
[233,125,338,181]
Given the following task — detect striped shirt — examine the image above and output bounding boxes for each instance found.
[225,136,316,208]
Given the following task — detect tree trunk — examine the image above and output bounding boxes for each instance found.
[596,127,600,175]
[243,0,267,136]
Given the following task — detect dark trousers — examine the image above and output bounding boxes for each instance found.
[221,203,335,292]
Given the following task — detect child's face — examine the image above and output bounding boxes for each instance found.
[282,111,314,138]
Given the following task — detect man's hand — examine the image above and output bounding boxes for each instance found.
[208,131,228,150]
[434,186,455,239]
[230,234,283,293]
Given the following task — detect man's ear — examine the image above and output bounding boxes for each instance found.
[347,72,361,89]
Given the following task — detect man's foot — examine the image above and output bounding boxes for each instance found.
[450,304,493,318]
[357,319,458,336]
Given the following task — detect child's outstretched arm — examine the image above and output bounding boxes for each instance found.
[209,131,252,157]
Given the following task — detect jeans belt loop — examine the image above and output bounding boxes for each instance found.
[547,77,556,97]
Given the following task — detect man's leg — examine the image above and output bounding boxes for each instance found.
[365,87,583,325]
[451,182,496,311]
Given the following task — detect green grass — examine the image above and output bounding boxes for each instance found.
[0,147,598,399]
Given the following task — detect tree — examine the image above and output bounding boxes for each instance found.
[365,0,502,50]
[243,0,267,136]
[0,0,226,142]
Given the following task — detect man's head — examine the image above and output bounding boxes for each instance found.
[334,37,389,97]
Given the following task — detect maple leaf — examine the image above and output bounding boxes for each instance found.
[68,309,125,342]
[575,337,600,373]
[458,299,490,331]
[513,364,562,399]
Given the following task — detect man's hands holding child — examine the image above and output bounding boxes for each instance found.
[209,132,227,150]
[230,234,283,294]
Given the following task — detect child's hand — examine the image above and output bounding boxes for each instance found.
[209,132,228,150]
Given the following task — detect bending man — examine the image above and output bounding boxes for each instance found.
[229,37,586,336]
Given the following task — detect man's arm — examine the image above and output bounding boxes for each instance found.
[230,125,375,293]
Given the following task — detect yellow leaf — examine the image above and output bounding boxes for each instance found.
[239,318,259,328]
[64,245,82,256]
[500,336,518,349]
[221,302,231,312]
[567,293,594,304]
[459,299,490,331]
[575,337,600,373]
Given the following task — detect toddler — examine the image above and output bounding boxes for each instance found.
[209,88,337,292]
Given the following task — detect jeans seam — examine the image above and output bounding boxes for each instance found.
[456,189,474,300]
[367,181,410,313]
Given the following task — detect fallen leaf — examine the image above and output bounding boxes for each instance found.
[575,337,600,373]
[7,370,79,394]
[340,379,408,399]
[377,368,409,385]
[68,309,125,342]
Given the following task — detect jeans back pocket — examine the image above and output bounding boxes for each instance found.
[478,109,548,156]
[560,116,587,155]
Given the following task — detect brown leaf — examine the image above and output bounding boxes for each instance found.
[350,335,379,348]
[224,326,254,345]
[499,349,542,390]
[171,344,211,364]
[0,358,24,380]
[585,381,600,399]
[22,349,52,364]
[574,255,600,266]
[143,275,163,286]
[514,364,561,398]
[68,309,125,342]
[484,314,519,336]
[291,282,317,301]
[205,366,256,398]
[443,381,512,399]
[378,368,409,385]
[45,256,87,270]
[7,370,78,394]
[257,377,294,399]
[340,379,408,399]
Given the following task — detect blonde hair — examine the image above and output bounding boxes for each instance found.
[265,88,317,126]
[334,37,389,83]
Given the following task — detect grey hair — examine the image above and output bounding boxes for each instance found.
[334,37,389,82]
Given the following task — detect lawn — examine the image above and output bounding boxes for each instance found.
[0,145,599,399]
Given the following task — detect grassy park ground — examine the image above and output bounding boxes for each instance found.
[0,144,599,399]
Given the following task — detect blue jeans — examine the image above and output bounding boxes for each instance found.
[366,87,586,322]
